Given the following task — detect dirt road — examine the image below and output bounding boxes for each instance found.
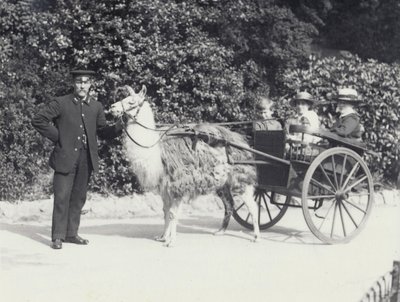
[1,204,399,302]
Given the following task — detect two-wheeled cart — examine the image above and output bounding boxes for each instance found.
[166,121,374,244]
[230,124,374,244]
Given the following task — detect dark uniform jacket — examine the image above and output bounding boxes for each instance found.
[331,112,362,139]
[32,94,122,174]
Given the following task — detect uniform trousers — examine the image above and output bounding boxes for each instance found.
[52,147,92,241]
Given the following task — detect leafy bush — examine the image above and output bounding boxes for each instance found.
[0,61,54,200]
[278,54,400,182]
[0,0,319,200]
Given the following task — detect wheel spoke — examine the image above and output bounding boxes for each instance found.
[343,198,367,214]
[270,192,283,210]
[341,202,359,228]
[347,192,370,197]
[330,202,339,238]
[339,154,348,188]
[343,175,368,193]
[306,194,336,199]
[331,155,339,189]
[341,162,360,191]
[235,202,245,212]
[317,198,336,231]
[318,164,337,190]
[235,191,289,230]
[310,178,336,195]
[261,194,273,221]
[338,202,347,237]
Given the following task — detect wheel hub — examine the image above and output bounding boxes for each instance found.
[335,190,348,202]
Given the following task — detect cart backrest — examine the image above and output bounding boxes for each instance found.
[254,130,286,159]
[254,130,289,187]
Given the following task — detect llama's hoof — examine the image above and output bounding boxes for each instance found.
[154,235,166,242]
[163,239,175,247]
[213,229,226,236]
[252,236,260,243]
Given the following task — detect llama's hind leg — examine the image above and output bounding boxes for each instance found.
[242,185,260,242]
[214,185,234,236]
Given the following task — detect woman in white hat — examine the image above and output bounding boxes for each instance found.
[290,91,320,130]
[287,91,320,144]
[331,88,363,139]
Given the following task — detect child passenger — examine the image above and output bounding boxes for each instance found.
[287,91,320,144]
[290,91,319,130]
[253,96,282,131]
[330,88,363,140]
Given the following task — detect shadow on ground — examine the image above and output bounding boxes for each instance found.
[0,214,323,247]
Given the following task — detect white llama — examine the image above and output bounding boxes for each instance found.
[110,85,260,247]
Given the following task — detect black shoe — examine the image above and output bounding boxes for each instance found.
[65,235,89,245]
[51,239,63,249]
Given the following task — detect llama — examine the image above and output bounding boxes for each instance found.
[110,85,260,246]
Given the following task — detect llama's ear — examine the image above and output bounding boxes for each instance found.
[125,85,136,96]
[139,85,147,97]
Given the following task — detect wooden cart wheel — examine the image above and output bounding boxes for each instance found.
[301,147,374,244]
[233,188,290,230]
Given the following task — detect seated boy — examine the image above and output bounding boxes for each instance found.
[253,96,282,131]
[330,88,363,140]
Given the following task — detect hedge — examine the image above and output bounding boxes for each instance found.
[278,54,400,183]
[0,0,317,200]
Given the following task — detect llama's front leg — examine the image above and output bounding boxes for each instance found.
[155,205,170,242]
[214,185,234,236]
[164,203,181,247]
[243,186,260,242]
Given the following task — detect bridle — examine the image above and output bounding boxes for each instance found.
[115,86,178,148]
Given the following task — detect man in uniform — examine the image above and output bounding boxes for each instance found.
[32,69,123,249]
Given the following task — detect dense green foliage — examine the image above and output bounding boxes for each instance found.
[0,0,398,200]
[278,54,400,181]
[0,0,316,200]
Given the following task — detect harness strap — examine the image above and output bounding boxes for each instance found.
[122,117,179,148]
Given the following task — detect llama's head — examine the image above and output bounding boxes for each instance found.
[110,85,147,118]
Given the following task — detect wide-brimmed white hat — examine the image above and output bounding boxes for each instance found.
[290,91,315,106]
[336,88,361,104]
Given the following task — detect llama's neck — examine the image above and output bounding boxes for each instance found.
[123,101,163,190]
[124,101,158,147]
[133,101,156,129]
